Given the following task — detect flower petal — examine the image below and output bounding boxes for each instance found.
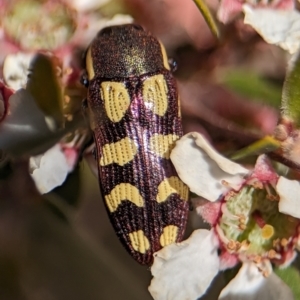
[30,144,73,194]
[0,89,53,155]
[69,0,110,11]
[149,229,219,300]
[243,5,300,54]
[219,262,294,299]
[277,176,300,219]
[170,132,248,201]
[3,53,33,90]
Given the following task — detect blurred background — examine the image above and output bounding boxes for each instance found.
[0,0,289,299]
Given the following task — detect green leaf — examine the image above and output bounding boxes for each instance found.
[192,0,220,39]
[218,69,282,107]
[26,54,64,130]
[282,52,300,126]
[231,136,280,160]
[275,266,300,299]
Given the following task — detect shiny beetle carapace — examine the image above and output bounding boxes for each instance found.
[84,24,189,265]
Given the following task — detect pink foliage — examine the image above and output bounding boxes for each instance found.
[195,198,222,225]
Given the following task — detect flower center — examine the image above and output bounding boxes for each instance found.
[218,178,299,269]
[2,0,76,50]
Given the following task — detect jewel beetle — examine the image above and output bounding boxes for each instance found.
[84,24,189,265]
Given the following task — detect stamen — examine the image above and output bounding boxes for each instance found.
[253,181,263,189]
[224,190,236,201]
[222,220,244,232]
[253,255,262,264]
[288,216,297,223]
[240,240,250,251]
[262,270,270,278]
[264,184,279,201]
[221,180,241,191]
[227,240,235,251]
[266,194,278,201]
[256,259,272,278]
[221,205,239,220]
[226,240,241,251]
[273,238,280,248]
[281,238,288,247]
[247,178,263,188]
[267,249,281,260]
[239,223,246,231]
[221,206,248,231]
[239,215,246,224]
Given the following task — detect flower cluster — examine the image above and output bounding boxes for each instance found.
[149,132,300,300]
[0,0,133,193]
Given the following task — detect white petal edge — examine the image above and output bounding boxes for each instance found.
[149,229,219,300]
[3,53,34,90]
[277,176,300,218]
[70,0,110,11]
[170,132,248,201]
[219,262,294,300]
[243,5,300,54]
[30,144,71,194]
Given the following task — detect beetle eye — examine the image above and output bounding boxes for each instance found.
[168,58,178,73]
[80,71,89,87]
[132,24,143,31]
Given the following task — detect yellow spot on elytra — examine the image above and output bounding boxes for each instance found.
[100,137,137,166]
[160,225,178,247]
[129,230,150,254]
[105,183,144,212]
[156,176,189,203]
[100,81,130,122]
[261,224,274,240]
[149,134,179,159]
[142,74,168,116]
[178,96,182,118]
[86,47,95,80]
[159,42,170,70]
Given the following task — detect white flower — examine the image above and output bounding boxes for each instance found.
[3,53,34,90]
[30,142,78,194]
[219,262,294,299]
[149,132,300,300]
[243,5,300,54]
[149,229,219,300]
[66,0,111,12]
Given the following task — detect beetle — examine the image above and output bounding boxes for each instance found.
[83,24,189,265]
